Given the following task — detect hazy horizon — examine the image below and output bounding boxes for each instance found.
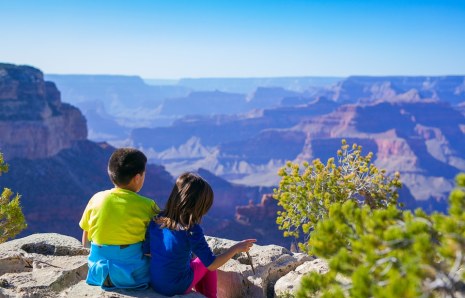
[44,74,464,81]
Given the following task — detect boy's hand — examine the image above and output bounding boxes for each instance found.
[234,239,256,253]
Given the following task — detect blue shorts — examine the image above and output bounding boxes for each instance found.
[86,242,150,290]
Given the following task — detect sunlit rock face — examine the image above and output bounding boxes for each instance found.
[0,63,87,159]
[0,233,318,298]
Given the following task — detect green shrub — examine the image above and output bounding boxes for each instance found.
[297,173,465,297]
[0,152,27,243]
[274,140,401,253]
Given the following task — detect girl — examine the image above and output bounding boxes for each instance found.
[144,172,256,298]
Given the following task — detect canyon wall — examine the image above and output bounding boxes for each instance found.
[0,64,87,159]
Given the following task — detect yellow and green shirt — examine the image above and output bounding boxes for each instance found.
[79,188,159,245]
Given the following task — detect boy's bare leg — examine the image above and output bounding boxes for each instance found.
[103,275,114,287]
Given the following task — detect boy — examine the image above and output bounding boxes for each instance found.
[79,148,159,289]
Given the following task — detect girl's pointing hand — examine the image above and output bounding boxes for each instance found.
[234,239,257,253]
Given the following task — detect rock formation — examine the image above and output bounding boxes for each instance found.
[296,101,465,206]
[235,194,280,225]
[0,233,324,297]
[324,76,465,104]
[0,140,174,238]
[0,64,276,246]
[0,64,87,159]
[201,194,293,249]
[274,259,329,296]
[133,93,465,211]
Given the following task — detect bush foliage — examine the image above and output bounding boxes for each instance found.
[274,140,401,253]
[0,152,26,243]
[297,173,465,297]
[274,140,465,297]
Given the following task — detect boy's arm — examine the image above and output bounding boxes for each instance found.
[142,223,151,256]
[79,197,93,248]
[82,230,91,248]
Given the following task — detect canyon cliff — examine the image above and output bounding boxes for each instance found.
[130,79,465,211]
[3,63,464,250]
[0,64,276,245]
[0,64,87,159]
[0,64,173,238]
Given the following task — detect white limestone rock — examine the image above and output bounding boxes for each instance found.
[206,236,313,298]
[0,233,89,297]
[0,233,324,298]
[274,258,329,297]
[59,280,205,298]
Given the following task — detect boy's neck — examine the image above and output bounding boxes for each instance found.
[114,172,144,193]
[115,185,138,193]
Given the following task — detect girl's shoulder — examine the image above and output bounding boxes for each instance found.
[186,223,204,236]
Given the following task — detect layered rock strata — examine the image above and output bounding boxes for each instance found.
[0,64,87,159]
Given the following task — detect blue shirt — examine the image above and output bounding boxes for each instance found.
[143,220,216,296]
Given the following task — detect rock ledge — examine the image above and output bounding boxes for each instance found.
[0,233,327,297]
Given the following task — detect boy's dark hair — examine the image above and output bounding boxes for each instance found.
[158,172,213,230]
[108,148,147,186]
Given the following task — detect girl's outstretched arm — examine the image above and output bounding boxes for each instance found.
[207,239,256,271]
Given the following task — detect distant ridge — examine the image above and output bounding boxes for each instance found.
[323,75,465,104]
[176,76,344,93]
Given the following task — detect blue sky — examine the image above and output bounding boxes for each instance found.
[1,0,464,78]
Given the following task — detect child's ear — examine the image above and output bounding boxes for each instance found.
[135,173,143,183]
[135,171,145,186]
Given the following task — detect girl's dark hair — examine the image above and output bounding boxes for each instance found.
[108,148,147,186]
[158,172,214,230]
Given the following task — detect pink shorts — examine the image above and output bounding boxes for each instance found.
[185,257,217,298]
